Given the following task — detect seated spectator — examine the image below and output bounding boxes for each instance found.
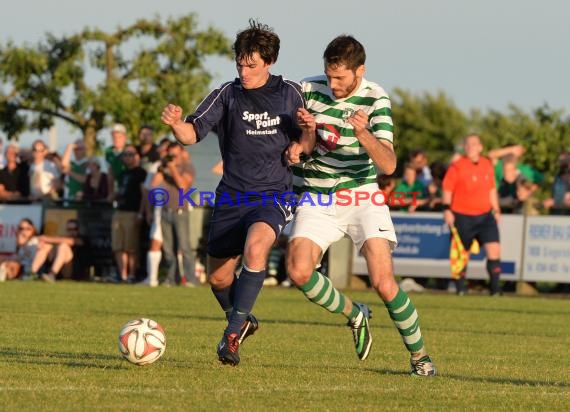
[0,143,30,201]
[29,140,61,202]
[409,149,433,187]
[61,139,89,200]
[0,218,40,281]
[424,161,447,211]
[30,218,87,282]
[393,163,428,212]
[78,157,110,202]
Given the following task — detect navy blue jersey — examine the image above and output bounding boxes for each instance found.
[185,74,303,196]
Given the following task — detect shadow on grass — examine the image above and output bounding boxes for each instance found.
[0,348,127,370]
[363,367,570,387]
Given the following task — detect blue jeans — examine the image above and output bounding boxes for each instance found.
[160,208,196,285]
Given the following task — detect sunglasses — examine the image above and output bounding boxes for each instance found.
[66,227,79,231]
[32,147,46,153]
[123,152,137,157]
[18,226,33,231]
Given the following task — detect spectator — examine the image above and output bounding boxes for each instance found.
[151,142,196,286]
[543,151,570,215]
[78,157,110,202]
[141,138,171,287]
[105,123,129,197]
[497,154,538,213]
[111,144,147,282]
[30,218,88,283]
[61,139,89,200]
[425,161,446,211]
[0,143,30,201]
[136,125,160,172]
[29,140,61,202]
[0,219,40,281]
[409,149,433,187]
[15,218,40,279]
[488,143,544,186]
[394,163,428,212]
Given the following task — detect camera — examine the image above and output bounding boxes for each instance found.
[162,154,174,165]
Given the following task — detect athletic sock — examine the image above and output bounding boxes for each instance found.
[147,250,161,286]
[487,259,502,295]
[384,288,425,353]
[211,274,237,320]
[299,270,351,318]
[226,266,265,335]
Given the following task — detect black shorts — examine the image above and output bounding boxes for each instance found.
[453,210,500,250]
[207,202,293,258]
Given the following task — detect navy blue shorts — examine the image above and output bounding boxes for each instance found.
[207,202,293,258]
[453,210,500,250]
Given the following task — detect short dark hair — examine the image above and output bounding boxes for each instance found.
[323,35,366,71]
[233,19,280,65]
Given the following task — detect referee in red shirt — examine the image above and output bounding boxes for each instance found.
[442,134,502,295]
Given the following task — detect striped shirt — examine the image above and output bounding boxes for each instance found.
[293,75,393,194]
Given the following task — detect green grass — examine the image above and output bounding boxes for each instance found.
[1,282,569,411]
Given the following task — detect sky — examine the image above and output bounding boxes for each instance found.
[1,0,569,150]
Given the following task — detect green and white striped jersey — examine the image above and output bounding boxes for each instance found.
[293,75,393,194]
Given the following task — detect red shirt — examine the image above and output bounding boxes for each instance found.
[442,156,495,215]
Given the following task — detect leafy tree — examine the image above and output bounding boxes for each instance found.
[391,88,467,172]
[0,13,232,153]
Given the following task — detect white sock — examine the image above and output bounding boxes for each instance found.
[147,251,162,286]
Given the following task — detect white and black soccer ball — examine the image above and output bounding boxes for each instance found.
[118,318,166,365]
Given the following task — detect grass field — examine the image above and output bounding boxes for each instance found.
[1,282,569,411]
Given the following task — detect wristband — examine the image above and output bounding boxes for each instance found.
[442,204,451,211]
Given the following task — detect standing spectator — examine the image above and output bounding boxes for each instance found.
[28,140,61,202]
[61,139,89,200]
[30,218,87,282]
[79,157,110,202]
[286,35,436,376]
[111,144,146,282]
[442,134,502,296]
[161,19,308,366]
[136,125,160,172]
[425,161,446,211]
[151,142,196,286]
[0,143,30,201]
[105,123,128,197]
[141,138,171,287]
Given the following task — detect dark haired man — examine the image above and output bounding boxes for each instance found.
[161,19,314,366]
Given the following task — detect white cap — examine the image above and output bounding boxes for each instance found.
[112,123,127,134]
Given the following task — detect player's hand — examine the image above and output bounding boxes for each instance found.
[161,104,183,126]
[346,110,369,137]
[297,108,316,133]
[285,141,303,165]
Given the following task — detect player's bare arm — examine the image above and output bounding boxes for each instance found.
[161,104,198,145]
[348,110,396,175]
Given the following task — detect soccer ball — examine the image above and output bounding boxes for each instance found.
[118,318,166,365]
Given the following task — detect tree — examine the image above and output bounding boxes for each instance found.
[0,13,232,153]
[391,88,467,170]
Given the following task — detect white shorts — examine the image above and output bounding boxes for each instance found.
[149,206,163,242]
[289,183,397,253]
